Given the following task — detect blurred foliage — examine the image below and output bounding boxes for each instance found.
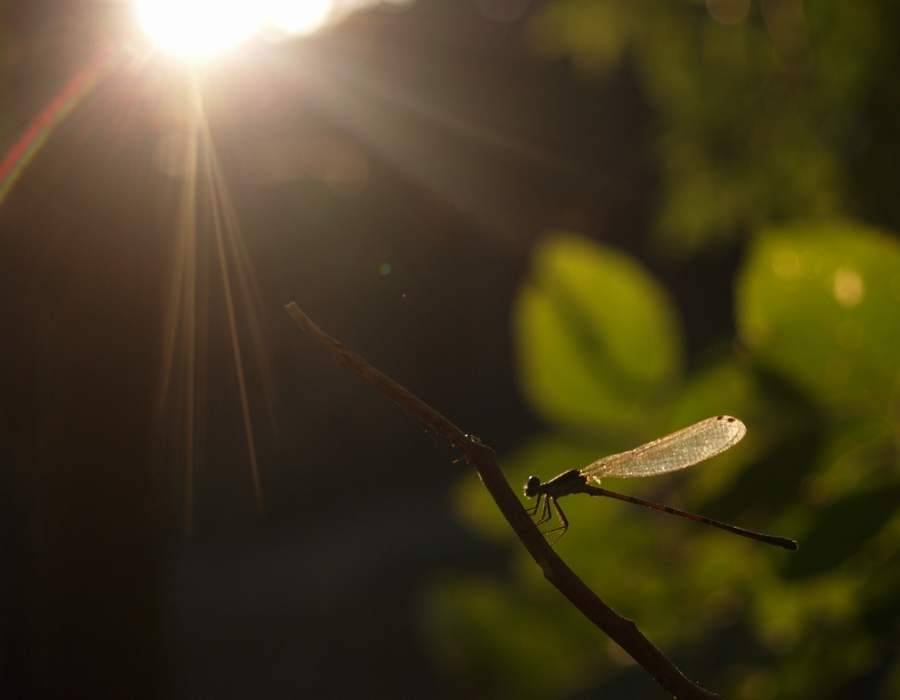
[420,2,900,697]
[528,0,900,255]
[738,222,900,416]
[423,3,900,696]
[424,221,900,697]
[515,234,682,434]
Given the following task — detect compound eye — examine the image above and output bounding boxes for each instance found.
[524,475,540,497]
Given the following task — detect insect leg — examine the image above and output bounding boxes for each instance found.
[536,495,553,526]
[525,493,543,517]
[542,498,570,542]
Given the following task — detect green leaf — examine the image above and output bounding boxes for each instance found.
[514,234,682,434]
[737,221,900,416]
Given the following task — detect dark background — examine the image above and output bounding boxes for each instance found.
[1,1,898,698]
[0,3,654,697]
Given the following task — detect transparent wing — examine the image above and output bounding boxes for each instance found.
[580,415,746,480]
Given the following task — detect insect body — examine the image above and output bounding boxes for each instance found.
[523,416,797,550]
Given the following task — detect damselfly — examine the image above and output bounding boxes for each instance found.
[523,415,798,550]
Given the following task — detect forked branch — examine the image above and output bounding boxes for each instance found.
[285,301,720,700]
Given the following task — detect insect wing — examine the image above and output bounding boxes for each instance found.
[580,416,746,480]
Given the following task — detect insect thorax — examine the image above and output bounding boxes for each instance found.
[544,469,587,498]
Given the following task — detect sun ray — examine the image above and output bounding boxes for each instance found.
[156,72,270,529]
[207,143,279,440]
[207,167,263,508]
[201,132,265,510]
[157,82,204,533]
[284,52,582,248]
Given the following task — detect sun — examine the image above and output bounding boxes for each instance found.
[265,0,334,36]
[134,0,334,61]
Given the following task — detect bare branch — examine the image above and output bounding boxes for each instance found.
[285,301,721,700]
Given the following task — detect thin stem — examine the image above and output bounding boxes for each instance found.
[285,301,721,700]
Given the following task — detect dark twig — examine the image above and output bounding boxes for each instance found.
[285,302,721,700]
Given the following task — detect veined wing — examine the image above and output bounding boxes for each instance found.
[580,415,746,480]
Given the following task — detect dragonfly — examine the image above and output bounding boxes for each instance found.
[523,415,798,551]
